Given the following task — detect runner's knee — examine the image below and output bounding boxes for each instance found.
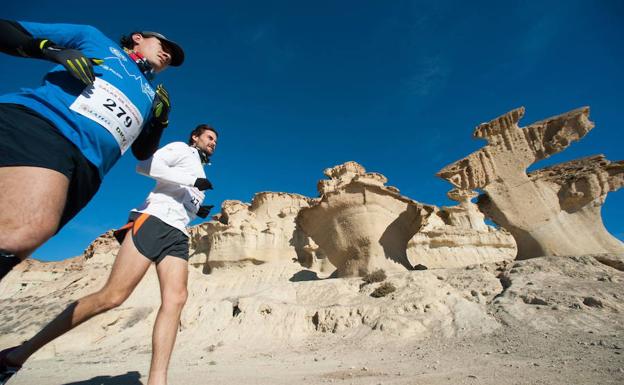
[162,288,187,308]
[104,296,125,310]
[98,289,131,310]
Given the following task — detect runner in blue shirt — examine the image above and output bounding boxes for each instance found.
[0,20,185,280]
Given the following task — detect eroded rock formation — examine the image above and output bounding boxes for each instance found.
[188,192,316,272]
[296,162,432,277]
[185,161,518,277]
[438,106,624,259]
[83,230,119,265]
[407,189,517,268]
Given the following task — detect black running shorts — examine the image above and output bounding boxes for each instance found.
[113,212,190,263]
[0,103,101,231]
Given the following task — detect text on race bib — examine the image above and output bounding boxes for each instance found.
[70,78,145,154]
[183,187,205,214]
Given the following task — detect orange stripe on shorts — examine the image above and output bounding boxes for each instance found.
[133,213,150,235]
[117,222,133,233]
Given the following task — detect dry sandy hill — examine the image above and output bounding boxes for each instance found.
[1,249,623,384]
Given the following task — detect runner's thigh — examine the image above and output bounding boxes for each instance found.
[0,166,69,251]
[104,232,153,296]
[156,256,189,296]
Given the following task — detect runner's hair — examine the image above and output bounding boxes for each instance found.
[188,124,218,145]
[119,33,142,49]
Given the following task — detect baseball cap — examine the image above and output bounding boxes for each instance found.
[140,31,185,66]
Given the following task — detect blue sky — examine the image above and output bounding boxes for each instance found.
[2,1,623,261]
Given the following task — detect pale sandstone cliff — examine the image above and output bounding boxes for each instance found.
[408,189,516,268]
[186,192,326,273]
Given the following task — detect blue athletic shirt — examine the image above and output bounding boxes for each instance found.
[0,21,156,178]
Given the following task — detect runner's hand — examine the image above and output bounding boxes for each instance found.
[39,39,102,86]
[152,84,170,127]
[194,178,213,191]
[196,205,214,219]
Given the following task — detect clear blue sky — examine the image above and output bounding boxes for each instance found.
[2,1,623,261]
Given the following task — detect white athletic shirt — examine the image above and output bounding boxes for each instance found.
[132,142,207,236]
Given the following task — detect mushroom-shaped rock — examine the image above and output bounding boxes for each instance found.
[438,106,623,259]
[297,162,434,277]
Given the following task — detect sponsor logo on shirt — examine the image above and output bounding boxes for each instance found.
[103,46,155,100]
[110,47,127,61]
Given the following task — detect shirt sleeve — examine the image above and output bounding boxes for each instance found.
[136,142,197,186]
[18,21,102,50]
[131,120,166,161]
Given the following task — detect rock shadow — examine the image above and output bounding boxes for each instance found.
[379,207,423,270]
[289,269,320,282]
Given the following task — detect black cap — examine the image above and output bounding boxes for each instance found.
[140,31,184,66]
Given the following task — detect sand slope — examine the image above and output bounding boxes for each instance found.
[1,252,623,384]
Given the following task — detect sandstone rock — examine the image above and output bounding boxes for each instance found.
[407,189,517,268]
[188,192,318,272]
[297,162,435,277]
[83,230,120,265]
[297,162,517,276]
[437,106,624,259]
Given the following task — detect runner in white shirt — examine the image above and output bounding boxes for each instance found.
[132,139,212,237]
[0,124,218,385]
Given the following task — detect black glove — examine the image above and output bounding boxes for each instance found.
[196,205,214,219]
[194,178,213,191]
[39,39,102,86]
[151,84,170,128]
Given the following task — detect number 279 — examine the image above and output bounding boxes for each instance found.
[103,99,132,128]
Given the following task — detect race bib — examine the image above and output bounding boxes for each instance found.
[183,187,205,214]
[70,78,145,154]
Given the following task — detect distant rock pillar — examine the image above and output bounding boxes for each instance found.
[446,189,489,232]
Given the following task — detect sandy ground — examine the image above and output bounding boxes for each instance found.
[2,254,624,384]
[7,327,624,385]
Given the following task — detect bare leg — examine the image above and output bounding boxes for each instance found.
[5,233,152,365]
[0,166,69,259]
[147,256,188,385]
